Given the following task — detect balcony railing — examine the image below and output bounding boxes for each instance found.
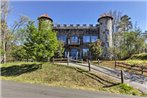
[68,42,80,45]
[68,40,80,45]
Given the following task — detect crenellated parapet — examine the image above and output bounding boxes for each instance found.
[53,24,99,29]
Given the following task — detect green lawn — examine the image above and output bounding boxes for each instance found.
[0,62,146,96]
[129,53,147,60]
[93,60,147,67]
[119,60,147,66]
[92,60,147,76]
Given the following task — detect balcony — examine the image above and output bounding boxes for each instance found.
[67,36,80,46]
[68,42,80,45]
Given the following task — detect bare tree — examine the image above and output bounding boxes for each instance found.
[1,0,10,63]
[1,0,29,63]
[12,16,29,33]
[108,10,122,34]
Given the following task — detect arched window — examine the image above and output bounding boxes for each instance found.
[57,35,67,43]
[71,35,78,43]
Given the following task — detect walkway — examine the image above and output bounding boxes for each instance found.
[57,62,147,93]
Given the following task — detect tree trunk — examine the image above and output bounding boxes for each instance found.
[1,0,9,63]
[3,42,6,63]
[1,28,6,63]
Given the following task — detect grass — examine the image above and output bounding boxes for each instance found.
[92,53,147,69]
[0,62,146,96]
[129,53,147,60]
[92,60,115,69]
[93,60,147,68]
[119,60,147,66]
[92,60,147,76]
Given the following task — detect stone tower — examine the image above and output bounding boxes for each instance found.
[98,14,113,59]
[38,14,53,31]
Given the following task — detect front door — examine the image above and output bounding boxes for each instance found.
[70,48,78,59]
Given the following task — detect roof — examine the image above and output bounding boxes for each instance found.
[98,14,113,22]
[38,14,53,22]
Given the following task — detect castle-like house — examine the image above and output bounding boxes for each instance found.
[38,14,113,59]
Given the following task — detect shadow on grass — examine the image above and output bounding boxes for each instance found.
[1,63,42,76]
[74,67,120,88]
[53,64,120,88]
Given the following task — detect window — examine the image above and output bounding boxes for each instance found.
[58,35,67,43]
[106,42,109,47]
[83,36,98,43]
[71,35,78,43]
[70,48,78,59]
[106,29,109,35]
[83,48,89,57]
[83,36,90,43]
[91,36,98,42]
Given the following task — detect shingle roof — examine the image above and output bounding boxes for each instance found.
[98,14,113,22]
[38,14,53,22]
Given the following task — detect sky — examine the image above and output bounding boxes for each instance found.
[8,0,147,32]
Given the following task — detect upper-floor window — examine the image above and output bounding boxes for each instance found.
[58,35,67,43]
[83,36,90,43]
[91,36,98,42]
[83,35,98,43]
[71,35,78,43]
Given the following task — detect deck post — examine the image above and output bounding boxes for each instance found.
[88,59,91,71]
[67,51,69,66]
[121,70,124,83]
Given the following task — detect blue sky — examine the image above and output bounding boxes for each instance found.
[8,1,147,31]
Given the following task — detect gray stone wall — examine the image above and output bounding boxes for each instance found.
[37,14,113,59]
[99,17,113,59]
[53,25,99,59]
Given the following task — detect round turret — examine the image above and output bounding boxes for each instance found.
[38,14,53,31]
[98,14,113,22]
[98,14,113,59]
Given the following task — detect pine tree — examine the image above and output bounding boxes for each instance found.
[24,21,58,62]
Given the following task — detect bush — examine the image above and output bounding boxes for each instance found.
[129,53,147,60]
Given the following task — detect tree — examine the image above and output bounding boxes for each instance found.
[24,21,59,62]
[1,0,10,63]
[0,0,29,63]
[118,15,133,32]
[107,46,120,60]
[11,45,27,61]
[11,16,29,33]
[55,41,65,58]
[108,10,122,33]
[106,11,145,59]
[115,31,145,59]
[89,40,103,60]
